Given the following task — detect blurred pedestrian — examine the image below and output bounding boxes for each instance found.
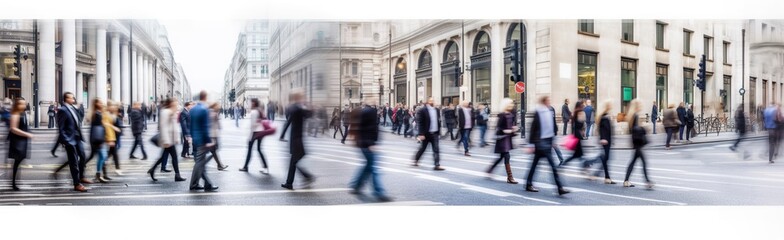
[180,102,193,159]
[456,101,475,156]
[763,103,780,163]
[281,89,316,190]
[128,102,148,160]
[525,96,569,195]
[559,100,586,167]
[624,99,654,189]
[240,98,270,174]
[412,97,445,171]
[148,98,186,182]
[730,104,746,152]
[189,91,217,191]
[395,104,406,135]
[584,100,616,184]
[677,102,687,143]
[206,102,228,171]
[476,103,489,147]
[651,101,659,134]
[340,105,351,144]
[443,103,456,140]
[8,97,33,191]
[487,98,518,184]
[330,107,343,139]
[234,103,241,128]
[52,92,88,192]
[102,100,123,179]
[662,103,680,150]
[403,107,414,138]
[141,102,148,131]
[267,101,277,121]
[391,103,400,132]
[685,104,695,143]
[88,98,114,183]
[584,100,594,139]
[561,98,571,135]
[348,100,391,202]
[47,103,56,128]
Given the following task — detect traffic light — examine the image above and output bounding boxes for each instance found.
[13,44,22,76]
[454,66,461,87]
[697,54,707,91]
[509,40,520,82]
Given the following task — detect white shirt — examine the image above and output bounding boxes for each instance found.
[537,105,555,139]
[427,105,438,133]
[462,107,472,129]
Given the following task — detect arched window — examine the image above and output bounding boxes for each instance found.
[444,41,459,62]
[505,23,527,99]
[418,50,432,69]
[473,31,490,54]
[395,58,407,74]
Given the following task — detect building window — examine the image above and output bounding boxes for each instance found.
[578,51,597,105]
[684,69,694,105]
[704,36,713,60]
[656,22,666,49]
[351,62,359,76]
[656,64,668,111]
[251,48,257,59]
[723,41,730,64]
[579,19,594,34]
[750,77,756,115]
[683,30,692,55]
[622,19,634,42]
[252,65,257,75]
[473,31,490,54]
[723,76,731,112]
[621,58,637,113]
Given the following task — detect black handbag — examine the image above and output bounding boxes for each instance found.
[150,133,160,146]
[631,115,648,146]
[90,125,105,144]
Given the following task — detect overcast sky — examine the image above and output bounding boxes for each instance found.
[159,19,244,100]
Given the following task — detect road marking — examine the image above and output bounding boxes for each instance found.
[0,188,352,202]
[341,201,445,206]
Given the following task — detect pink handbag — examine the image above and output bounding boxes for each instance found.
[562,134,579,151]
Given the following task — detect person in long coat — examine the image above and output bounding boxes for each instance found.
[486,98,518,184]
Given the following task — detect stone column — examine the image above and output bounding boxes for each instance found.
[121,41,130,107]
[76,20,84,52]
[95,25,108,101]
[87,74,96,108]
[62,19,77,96]
[136,51,143,102]
[142,55,148,104]
[76,72,84,104]
[39,20,56,127]
[110,33,121,102]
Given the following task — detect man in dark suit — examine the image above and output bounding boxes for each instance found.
[54,92,89,192]
[179,102,193,159]
[456,101,475,156]
[47,104,56,128]
[442,104,457,140]
[189,91,216,191]
[525,96,569,195]
[348,100,391,202]
[340,105,352,144]
[561,98,571,135]
[412,97,445,171]
[128,102,147,160]
[281,89,315,190]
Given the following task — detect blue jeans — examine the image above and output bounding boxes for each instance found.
[679,125,686,140]
[478,125,487,146]
[461,129,472,152]
[351,147,385,197]
[95,144,108,174]
[652,121,657,134]
[586,122,594,137]
[235,116,240,127]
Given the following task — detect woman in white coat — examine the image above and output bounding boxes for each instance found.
[148,98,186,182]
[240,98,269,174]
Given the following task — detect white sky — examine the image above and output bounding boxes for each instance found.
[159,19,244,100]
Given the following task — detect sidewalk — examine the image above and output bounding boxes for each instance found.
[376,123,766,150]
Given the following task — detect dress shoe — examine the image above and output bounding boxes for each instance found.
[95,173,109,183]
[376,195,393,202]
[189,185,204,191]
[51,150,58,158]
[73,184,87,192]
[12,186,20,191]
[204,185,219,192]
[281,184,294,190]
[147,170,158,182]
[218,165,229,171]
[175,176,187,182]
[464,152,471,157]
[433,166,446,171]
[558,188,571,196]
[161,169,172,173]
[623,181,635,187]
[141,157,148,160]
[525,185,539,192]
[239,168,249,172]
[80,178,94,184]
[507,177,519,184]
[129,155,138,159]
[102,174,113,181]
[604,179,617,184]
